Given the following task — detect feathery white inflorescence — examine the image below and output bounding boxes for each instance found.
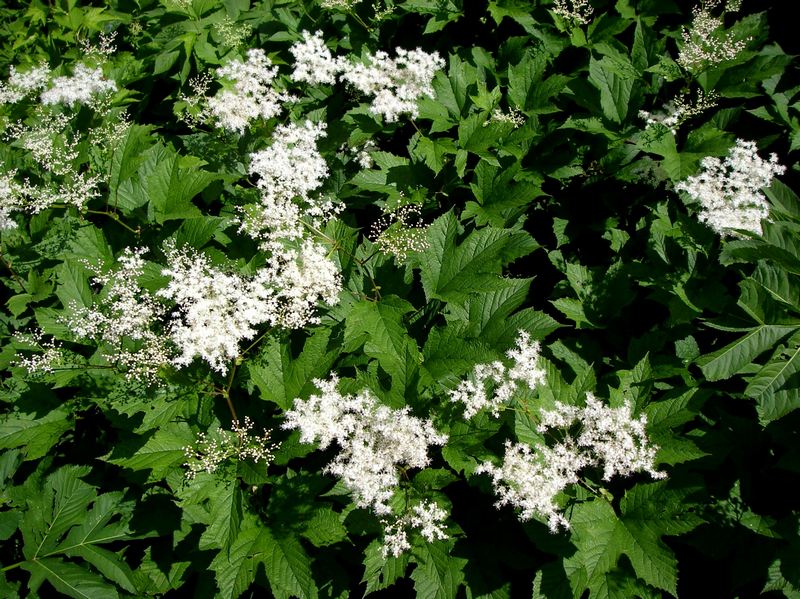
[65,248,174,383]
[158,242,341,373]
[476,440,589,532]
[157,244,261,373]
[59,242,340,380]
[184,416,276,480]
[339,48,444,122]
[207,49,290,133]
[677,0,749,72]
[381,500,449,558]
[0,63,50,104]
[477,393,664,530]
[283,375,447,515]
[0,174,22,231]
[639,90,718,136]
[552,0,594,26]
[538,394,665,481]
[289,30,340,85]
[675,139,785,236]
[450,331,546,418]
[40,63,117,107]
[245,120,334,244]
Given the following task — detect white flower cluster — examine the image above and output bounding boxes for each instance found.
[476,440,588,532]
[290,30,339,85]
[244,121,337,246]
[339,47,444,122]
[207,49,291,133]
[0,63,49,104]
[66,248,174,383]
[370,204,430,263]
[61,242,340,379]
[0,174,23,231]
[450,331,546,418]
[485,107,525,128]
[184,416,276,481]
[677,0,750,72]
[639,89,718,136]
[476,394,664,531]
[381,500,449,558]
[13,329,66,376]
[552,0,594,26]
[158,241,341,373]
[285,32,444,122]
[538,394,665,481]
[282,376,448,515]
[40,63,117,107]
[676,139,785,236]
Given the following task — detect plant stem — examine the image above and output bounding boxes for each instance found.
[0,244,27,293]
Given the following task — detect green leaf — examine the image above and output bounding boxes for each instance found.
[20,466,95,561]
[746,332,800,423]
[564,484,701,597]
[0,407,72,460]
[411,212,538,305]
[588,56,636,123]
[145,146,217,224]
[697,325,797,381]
[300,507,348,547]
[103,423,194,479]
[508,51,547,111]
[411,541,467,599]
[248,329,340,411]
[211,521,318,599]
[344,296,422,395]
[198,483,245,553]
[107,124,155,209]
[454,277,561,347]
[362,540,410,594]
[22,557,119,599]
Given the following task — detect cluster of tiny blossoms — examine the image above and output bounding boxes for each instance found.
[450,331,546,418]
[477,394,664,531]
[59,241,340,379]
[381,500,449,558]
[184,417,276,481]
[639,89,718,136]
[65,248,175,383]
[676,139,785,236]
[158,241,340,373]
[369,204,430,263]
[40,63,117,108]
[677,0,750,72]
[282,375,447,515]
[12,330,66,376]
[552,0,594,26]
[244,121,337,247]
[206,48,291,134]
[288,31,444,121]
[1,60,122,226]
[0,63,49,104]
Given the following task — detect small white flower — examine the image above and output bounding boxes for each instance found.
[677,0,750,72]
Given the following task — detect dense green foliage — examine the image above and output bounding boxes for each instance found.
[1,0,799,597]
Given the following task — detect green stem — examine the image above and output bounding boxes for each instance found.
[84,209,141,235]
[0,244,27,293]
[0,561,24,573]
